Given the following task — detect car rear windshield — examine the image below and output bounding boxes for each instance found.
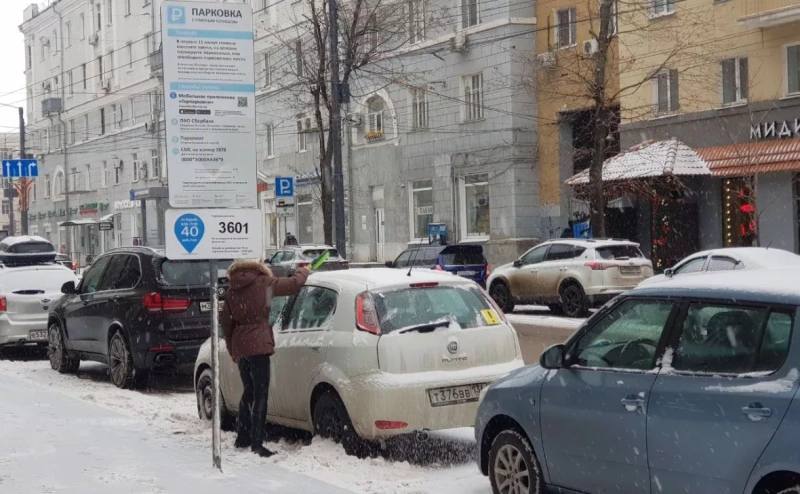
[301,248,340,260]
[440,246,485,266]
[0,268,74,292]
[373,285,500,334]
[596,245,644,260]
[158,259,232,286]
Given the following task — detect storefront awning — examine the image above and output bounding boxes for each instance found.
[697,139,800,177]
[565,139,711,186]
[58,219,98,227]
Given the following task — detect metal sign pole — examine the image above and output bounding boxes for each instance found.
[209,259,222,471]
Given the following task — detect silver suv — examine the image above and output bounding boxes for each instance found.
[487,239,654,317]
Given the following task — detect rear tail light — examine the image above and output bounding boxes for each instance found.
[433,264,444,271]
[148,343,175,353]
[355,292,380,335]
[143,292,191,313]
[0,296,6,312]
[585,261,610,270]
[485,263,492,275]
[375,420,408,430]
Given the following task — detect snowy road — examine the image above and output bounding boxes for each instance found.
[0,353,488,494]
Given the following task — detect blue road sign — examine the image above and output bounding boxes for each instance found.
[2,159,38,178]
[174,213,205,254]
[275,176,294,197]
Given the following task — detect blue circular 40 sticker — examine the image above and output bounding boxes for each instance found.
[174,213,205,254]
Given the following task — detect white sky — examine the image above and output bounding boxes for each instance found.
[0,1,46,131]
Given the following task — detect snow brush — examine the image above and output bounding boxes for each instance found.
[309,251,331,271]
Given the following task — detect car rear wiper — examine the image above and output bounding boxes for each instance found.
[398,320,451,334]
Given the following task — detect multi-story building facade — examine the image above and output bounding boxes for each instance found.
[20,0,166,265]
[254,0,542,263]
[618,0,800,254]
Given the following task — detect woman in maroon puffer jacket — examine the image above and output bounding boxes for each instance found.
[221,259,309,457]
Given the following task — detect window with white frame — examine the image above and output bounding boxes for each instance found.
[461,0,479,28]
[555,8,577,48]
[408,0,425,43]
[129,97,136,125]
[65,22,71,47]
[82,63,87,89]
[788,44,800,95]
[411,88,429,129]
[462,73,484,121]
[106,0,113,24]
[151,149,160,178]
[80,13,86,40]
[297,114,312,152]
[2,200,8,215]
[132,153,140,182]
[651,0,674,17]
[68,119,76,145]
[85,164,92,190]
[461,173,490,238]
[125,0,131,15]
[367,96,386,139]
[410,179,433,239]
[83,114,90,140]
[126,42,133,69]
[115,161,123,185]
[263,51,271,87]
[722,57,748,105]
[52,29,58,55]
[44,174,51,197]
[654,69,679,114]
[266,123,275,157]
[25,43,31,69]
[101,161,108,188]
[294,39,303,77]
[54,170,65,196]
[95,3,101,32]
[297,194,314,244]
[68,70,74,96]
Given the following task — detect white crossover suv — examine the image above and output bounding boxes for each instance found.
[194,268,523,455]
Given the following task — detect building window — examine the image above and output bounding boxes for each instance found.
[132,153,140,182]
[52,29,58,55]
[25,43,31,69]
[127,42,133,69]
[100,108,106,135]
[85,164,93,190]
[461,173,490,238]
[65,22,71,47]
[788,44,800,95]
[263,51,271,87]
[54,170,65,196]
[366,15,380,52]
[80,13,86,40]
[151,149,160,178]
[723,177,757,247]
[655,69,679,114]
[68,70,74,96]
[297,194,314,244]
[68,119,76,145]
[130,97,136,125]
[294,39,303,78]
[367,96,386,140]
[462,73,484,121]
[115,161,123,185]
[101,161,108,188]
[83,114,90,140]
[125,0,132,15]
[410,179,433,239]
[265,123,274,157]
[95,4,102,32]
[106,0,113,24]
[461,0,479,28]
[44,174,51,198]
[651,0,674,16]
[297,114,312,152]
[2,200,8,215]
[408,0,425,43]
[411,88,429,129]
[722,57,748,105]
[555,8,577,48]
[82,63,87,89]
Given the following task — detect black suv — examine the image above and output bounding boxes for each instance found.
[386,244,489,287]
[47,247,230,389]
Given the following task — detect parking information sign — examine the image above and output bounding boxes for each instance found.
[161,1,257,208]
[165,209,263,260]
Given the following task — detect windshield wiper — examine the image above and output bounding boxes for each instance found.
[398,320,451,334]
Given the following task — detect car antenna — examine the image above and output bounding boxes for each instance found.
[407,243,423,277]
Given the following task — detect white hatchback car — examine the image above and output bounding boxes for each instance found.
[194,268,523,455]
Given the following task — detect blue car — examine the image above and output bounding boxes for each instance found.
[386,244,489,287]
[476,268,800,494]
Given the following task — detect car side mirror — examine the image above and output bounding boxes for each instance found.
[61,281,76,295]
[385,261,395,268]
[540,344,566,369]
[664,267,674,278]
[513,259,523,268]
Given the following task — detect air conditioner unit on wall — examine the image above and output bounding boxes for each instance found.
[41,80,52,91]
[536,51,557,68]
[582,39,599,57]
[451,31,467,53]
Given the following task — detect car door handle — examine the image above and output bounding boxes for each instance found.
[621,395,645,412]
[742,403,772,422]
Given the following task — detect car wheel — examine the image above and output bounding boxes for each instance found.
[488,430,543,494]
[490,281,515,313]
[108,331,138,389]
[313,389,370,458]
[48,322,80,373]
[559,283,588,318]
[547,304,563,315]
[777,487,800,494]
[196,368,236,431]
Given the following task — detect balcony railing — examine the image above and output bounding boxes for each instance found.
[739,0,800,28]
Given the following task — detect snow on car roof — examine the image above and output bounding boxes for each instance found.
[0,235,52,246]
[633,266,800,304]
[309,267,470,289]
[685,247,800,266]
[541,238,639,248]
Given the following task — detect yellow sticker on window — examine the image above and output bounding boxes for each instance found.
[481,309,502,325]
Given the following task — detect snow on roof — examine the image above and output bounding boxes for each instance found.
[540,238,639,247]
[310,267,470,289]
[634,266,800,303]
[565,139,711,185]
[689,247,800,267]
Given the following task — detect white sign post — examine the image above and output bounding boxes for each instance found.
[161,0,259,472]
[162,1,257,208]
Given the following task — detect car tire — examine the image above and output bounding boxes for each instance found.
[312,389,370,458]
[490,281,515,313]
[108,331,138,389]
[48,322,80,374]
[488,430,543,494]
[547,304,563,315]
[196,368,236,432]
[559,282,588,318]
[777,487,800,494]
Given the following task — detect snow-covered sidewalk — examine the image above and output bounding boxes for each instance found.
[0,357,488,493]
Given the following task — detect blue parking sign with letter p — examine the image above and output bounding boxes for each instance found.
[166,5,185,24]
[275,177,294,197]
